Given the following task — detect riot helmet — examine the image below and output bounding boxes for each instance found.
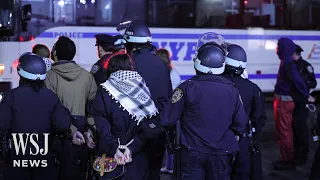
[113,35,127,52]
[17,52,47,81]
[196,32,228,56]
[224,44,247,75]
[194,46,225,75]
[117,20,152,44]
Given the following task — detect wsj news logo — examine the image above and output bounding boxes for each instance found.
[12,133,49,168]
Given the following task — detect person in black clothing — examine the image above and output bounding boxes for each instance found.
[0,53,72,180]
[221,44,267,180]
[90,34,115,85]
[90,34,127,85]
[89,53,156,180]
[292,44,317,165]
[117,20,172,180]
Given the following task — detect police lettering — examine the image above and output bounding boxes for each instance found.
[54,32,83,38]
[152,41,197,61]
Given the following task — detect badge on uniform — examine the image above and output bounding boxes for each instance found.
[90,65,100,74]
[307,66,314,73]
[172,88,183,103]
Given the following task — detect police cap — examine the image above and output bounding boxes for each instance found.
[295,44,304,53]
[95,34,114,48]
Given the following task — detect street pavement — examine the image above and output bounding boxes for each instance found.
[161,103,319,180]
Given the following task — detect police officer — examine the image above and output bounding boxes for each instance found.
[0,53,72,180]
[90,34,127,85]
[117,20,172,180]
[292,44,317,165]
[90,34,115,85]
[221,44,267,180]
[163,43,248,180]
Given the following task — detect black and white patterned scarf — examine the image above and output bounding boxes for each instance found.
[101,70,158,124]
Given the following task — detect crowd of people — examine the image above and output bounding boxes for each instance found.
[0,20,319,180]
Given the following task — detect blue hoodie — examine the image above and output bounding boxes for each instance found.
[274,38,309,101]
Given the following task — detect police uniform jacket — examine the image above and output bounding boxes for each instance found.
[165,75,248,155]
[132,48,172,110]
[90,54,112,86]
[221,74,267,135]
[89,87,146,156]
[296,57,317,90]
[0,84,72,157]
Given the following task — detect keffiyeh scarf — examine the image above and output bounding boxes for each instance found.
[101,70,158,124]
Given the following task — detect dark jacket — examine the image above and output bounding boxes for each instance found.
[221,74,267,135]
[132,48,172,110]
[274,38,309,102]
[165,75,248,155]
[0,84,72,157]
[90,54,112,86]
[296,57,317,90]
[89,87,146,156]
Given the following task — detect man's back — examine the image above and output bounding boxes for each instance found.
[222,74,266,133]
[132,49,172,107]
[171,75,247,154]
[45,61,97,116]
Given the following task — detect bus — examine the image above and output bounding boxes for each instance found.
[1,0,320,94]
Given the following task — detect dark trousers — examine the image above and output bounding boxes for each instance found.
[232,138,250,180]
[3,157,57,180]
[58,140,88,180]
[180,146,232,180]
[293,102,310,158]
[250,142,263,180]
[147,135,166,180]
[310,145,320,180]
[100,152,149,180]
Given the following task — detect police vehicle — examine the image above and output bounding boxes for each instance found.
[0,0,320,94]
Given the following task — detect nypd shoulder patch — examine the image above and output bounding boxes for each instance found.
[172,88,183,103]
[90,65,100,74]
[307,66,314,73]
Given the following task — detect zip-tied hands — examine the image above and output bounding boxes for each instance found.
[72,131,96,148]
[72,131,85,146]
[114,138,134,165]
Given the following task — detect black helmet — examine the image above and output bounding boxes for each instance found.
[194,46,225,75]
[225,44,247,75]
[17,52,47,81]
[117,20,152,44]
[113,34,127,51]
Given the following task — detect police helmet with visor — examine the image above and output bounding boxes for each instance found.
[17,52,47,81]
[113,35,127,52]
[224,44,247,75]
[195,32,228,56]
[117,20,152,44]
[194,46,226,75]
